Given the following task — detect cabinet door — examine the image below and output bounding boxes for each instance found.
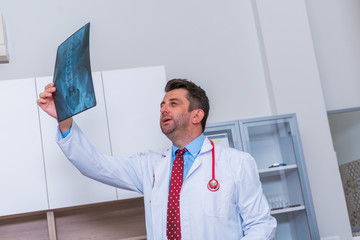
[239,114,319,240]
[102,66,170,199]
[36,72,117,209]
[204,120,242,150]
[0,78,48,216]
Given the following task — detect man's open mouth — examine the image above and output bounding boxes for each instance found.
[162,116,172,124]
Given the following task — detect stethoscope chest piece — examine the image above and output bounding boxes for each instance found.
[208,140,220,192]
[207,179,220,192]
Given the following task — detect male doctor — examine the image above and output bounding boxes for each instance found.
[37,79,276,239]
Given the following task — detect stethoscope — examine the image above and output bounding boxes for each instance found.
[207,140,220,192]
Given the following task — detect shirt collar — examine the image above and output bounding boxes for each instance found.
[172,133,205,158]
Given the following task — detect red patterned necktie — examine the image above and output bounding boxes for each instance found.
[167,148,187,240]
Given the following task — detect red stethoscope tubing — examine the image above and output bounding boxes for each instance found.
[207,140,220,192]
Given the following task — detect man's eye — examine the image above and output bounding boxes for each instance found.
[171,102,177,106]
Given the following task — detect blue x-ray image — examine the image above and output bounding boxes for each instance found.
[53,22,96,122]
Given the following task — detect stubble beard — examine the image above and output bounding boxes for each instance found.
[161,114,190,142]
[161,122,176,136]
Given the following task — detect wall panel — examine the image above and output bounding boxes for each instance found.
[0,78,48,216]
[102,66,170,199]
[36,72,117,209]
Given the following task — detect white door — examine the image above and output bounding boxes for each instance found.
[0,78,48,216]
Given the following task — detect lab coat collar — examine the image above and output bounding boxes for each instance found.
[185,137,213,180]
[200,137,213,154]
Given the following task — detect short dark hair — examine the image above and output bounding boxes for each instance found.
[165,79,209,132]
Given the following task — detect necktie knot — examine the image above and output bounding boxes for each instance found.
[176,148,187,157]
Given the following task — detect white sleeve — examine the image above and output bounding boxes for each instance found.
[235,152,277,239]
[56,121,154,194]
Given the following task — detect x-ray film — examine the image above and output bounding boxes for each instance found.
[53,22,96,122]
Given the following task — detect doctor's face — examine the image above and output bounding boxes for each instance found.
[160,89,192,137]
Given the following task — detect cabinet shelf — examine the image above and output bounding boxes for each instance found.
[258,164,298,178]
[270,205,305,215]
[205,114,319,239]
[238,114,319,239]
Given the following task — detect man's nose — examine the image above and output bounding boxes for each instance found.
[160,104,167,114]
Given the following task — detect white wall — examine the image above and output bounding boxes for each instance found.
[0,0,273,119]
[328,110,360,166]
[305,0,360,111]
[0,0,355,238]
[254,0,351,238]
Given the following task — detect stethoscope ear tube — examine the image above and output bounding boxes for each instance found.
[208,140,220,192]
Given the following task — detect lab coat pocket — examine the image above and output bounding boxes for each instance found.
[203,181,232,217]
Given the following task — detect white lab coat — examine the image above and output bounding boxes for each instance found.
[57,121,276,239]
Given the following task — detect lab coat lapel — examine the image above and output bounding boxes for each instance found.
[185,138,213,180]
[151,148,171,239]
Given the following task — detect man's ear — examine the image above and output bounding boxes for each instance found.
[191,109,205,125]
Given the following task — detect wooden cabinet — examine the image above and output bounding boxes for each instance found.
[0,198,146,240]
[0,78,48,216]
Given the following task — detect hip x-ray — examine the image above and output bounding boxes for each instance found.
[53,22,96,122]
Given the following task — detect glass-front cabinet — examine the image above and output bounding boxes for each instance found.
[205,114,319,240]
